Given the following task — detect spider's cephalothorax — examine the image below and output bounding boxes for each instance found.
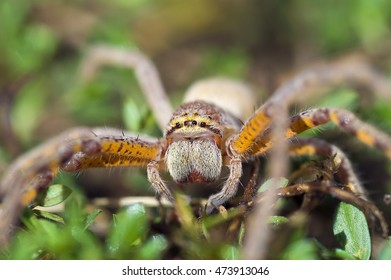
[164,101,240,183]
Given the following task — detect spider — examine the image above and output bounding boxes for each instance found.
[1,45,391,247]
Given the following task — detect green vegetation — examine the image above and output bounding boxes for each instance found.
[1,0,391,260]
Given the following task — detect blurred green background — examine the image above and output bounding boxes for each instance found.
[1,0,391,259]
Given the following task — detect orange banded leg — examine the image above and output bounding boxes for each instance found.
[0,127,100,245]
[0,127,101,202]
[288,138,366,198]
[251,107,391,159]
[63,135,161,171]
[62,134,171,201]
[0,127,162,244]
[230,103,273,155]
[2,128,161,206]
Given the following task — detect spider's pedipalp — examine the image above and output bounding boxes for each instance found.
[205,156,242,214]
[147,161,174,202]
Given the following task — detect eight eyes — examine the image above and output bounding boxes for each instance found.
[174,120,208,128]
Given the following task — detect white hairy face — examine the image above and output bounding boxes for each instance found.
[165,139,222,183]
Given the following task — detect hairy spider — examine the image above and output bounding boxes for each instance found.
[1,46,391,246]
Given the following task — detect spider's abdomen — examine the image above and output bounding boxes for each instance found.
[165,139,222,183]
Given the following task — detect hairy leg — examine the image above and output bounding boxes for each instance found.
[205,156,242,214]
[80,45,173,131]
[288,138,366,198]
[242,60,391,258]
[0,127,162,246]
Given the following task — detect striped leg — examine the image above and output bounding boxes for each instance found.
[0,127,162,245]
[271,139,388,237]
[288,138,366,198]
[1,127,162,206]
[249,107,391,160]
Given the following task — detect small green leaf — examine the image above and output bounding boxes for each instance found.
[268,215,289,226]
[83,209,103,231]
[35,184,73,207]
[32,209,65,224]
[333,202,371,260]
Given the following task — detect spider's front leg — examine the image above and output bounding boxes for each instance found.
[0,127,163,245]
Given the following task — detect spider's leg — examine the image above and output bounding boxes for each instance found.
[63,134,162,171]
[63,130,172,201]
[277,182,388,238]
[239,158,261,205]
[205,156,242,214]
[248,108,391,160]
[80,45,173,131]
[288,138,366,198]
[147,161,174,203]
[241,62,391,259]
[0,127,164,246]
[0,127,101,201]
[0,127,99,245]
[229,103,274,155]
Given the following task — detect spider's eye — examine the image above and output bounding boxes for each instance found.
[175,122,181,128]
[192,120,197,125]
[184,121,189,126]
[200,122,206,127]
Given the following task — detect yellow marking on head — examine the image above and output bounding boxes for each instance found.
[172,126,210,134]
[289,145,316,156]
[170,115,214,127]
[22,189,37,206]
[356,130,375,146]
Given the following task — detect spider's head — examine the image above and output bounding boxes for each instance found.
[164,101,225,183]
